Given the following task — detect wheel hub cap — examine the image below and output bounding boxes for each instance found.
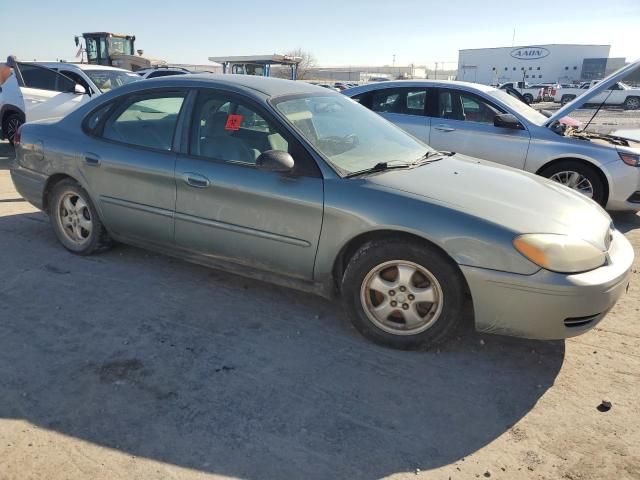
[549,170,594,198]
[360,260,444,336]
[57,192,93,245]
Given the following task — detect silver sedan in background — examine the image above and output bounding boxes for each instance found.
[10,75,634,349]
[344,60,640,210]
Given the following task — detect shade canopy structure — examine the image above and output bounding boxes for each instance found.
[208,54,302,80]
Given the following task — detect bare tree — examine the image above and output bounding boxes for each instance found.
[274,49,317,80]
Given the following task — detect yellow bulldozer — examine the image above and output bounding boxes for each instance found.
[75,32,167,71]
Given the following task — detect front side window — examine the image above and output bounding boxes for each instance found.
[102,93,186,150]
[85,38,98,62]
[437,90,503,124]
[189,90,288,165]
[371,88,427,116]
[110,37,134,56]
[273,94,429,176]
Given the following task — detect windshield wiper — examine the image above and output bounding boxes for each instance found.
[345,161,413,178]
[412,150,455,165]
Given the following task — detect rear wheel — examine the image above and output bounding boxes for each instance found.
[560,95,575,106]
[342,239,465,350]
[540,160,606,206]
[48,179,112,255]
[523,94,533,105]
[3,113,23,145]
[623,96,640,110]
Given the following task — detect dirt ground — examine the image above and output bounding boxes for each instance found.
[0,138,639,480]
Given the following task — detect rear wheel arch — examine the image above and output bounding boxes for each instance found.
[43,174,80,213]
[332,229,469,295]
[536,157,609,205]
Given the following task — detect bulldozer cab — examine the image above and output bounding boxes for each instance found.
[77,32,136,66]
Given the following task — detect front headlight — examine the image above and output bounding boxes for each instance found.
[513,234,606,273]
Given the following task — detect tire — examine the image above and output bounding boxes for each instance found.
[48,179,112,255]
[540,160,606,207]
[623,96,640,110]
[523,94,533,105]
[341,239,465,350]
[3,113,23,145]
[560,95,575,106]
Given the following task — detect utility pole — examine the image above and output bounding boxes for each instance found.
[512,28,516,47]
[434,62,438,80]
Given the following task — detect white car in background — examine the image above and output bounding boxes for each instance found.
[344,60,640,211]
[136,66,192,79]
[36,62,140,96]
[0,59,139,144]
[554,81,640,109]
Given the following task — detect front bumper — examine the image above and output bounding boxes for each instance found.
[461,229,634,340]
[604,160,640,211]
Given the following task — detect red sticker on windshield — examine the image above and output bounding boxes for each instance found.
[225,114,243,131]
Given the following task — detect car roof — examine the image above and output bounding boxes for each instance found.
[131,74,328,97]
[345,79,498,94]
[34,62,130,72]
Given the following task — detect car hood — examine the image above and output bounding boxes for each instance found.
[367,154,611,249]
[546,58,640,126]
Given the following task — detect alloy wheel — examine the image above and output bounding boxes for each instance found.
[549,170,594,198]
[57,192,93,245]
[6,117,22,143]
[360,260,443,335]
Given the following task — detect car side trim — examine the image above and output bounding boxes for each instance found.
[100,196,174,218]
[174,211,311,248]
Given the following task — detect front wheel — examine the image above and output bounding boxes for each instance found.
[48,179,112,255]
[342,239,465,350]
[540,160,606,206]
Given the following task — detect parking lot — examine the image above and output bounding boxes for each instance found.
[0,133,639,480]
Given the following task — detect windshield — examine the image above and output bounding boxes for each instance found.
[273,94,431,175]
[85,69,140,93]
[487,89,548,126]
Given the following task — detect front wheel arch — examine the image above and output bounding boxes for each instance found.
[332,229,470,296]
[536,157,609,206]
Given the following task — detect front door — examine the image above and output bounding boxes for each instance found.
[428,89,531,169]
[174,89,324,280]
[81,90,187,245]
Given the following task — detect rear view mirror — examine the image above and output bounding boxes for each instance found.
[256,150,295,173]
[494,113,524,130]
[73,84,87,95]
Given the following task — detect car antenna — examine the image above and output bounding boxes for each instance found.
[581,89,614,133]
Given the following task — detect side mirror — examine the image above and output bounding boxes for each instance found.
[256,150,294,173]
[73,84,87,95]
[494,113,524,130]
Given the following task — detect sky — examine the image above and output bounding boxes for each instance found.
[0,0,638,68]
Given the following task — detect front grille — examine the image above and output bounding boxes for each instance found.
[564,314,602,328]
[627,191,640,204]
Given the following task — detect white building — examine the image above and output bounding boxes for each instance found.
[457,44,617,85]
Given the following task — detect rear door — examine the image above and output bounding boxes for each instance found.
[428,88,531,169]
[357,87,431,142]
[81,89,187,245]
[14,62,90,121]
[174,88,324,280]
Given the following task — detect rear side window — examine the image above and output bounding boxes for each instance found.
[101,93,186,150]
[18,63,75,92]
[371,88,427,116]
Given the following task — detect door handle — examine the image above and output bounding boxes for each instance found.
[434,124,456,132]
[84,154,101,166]
[184,173,210,189]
